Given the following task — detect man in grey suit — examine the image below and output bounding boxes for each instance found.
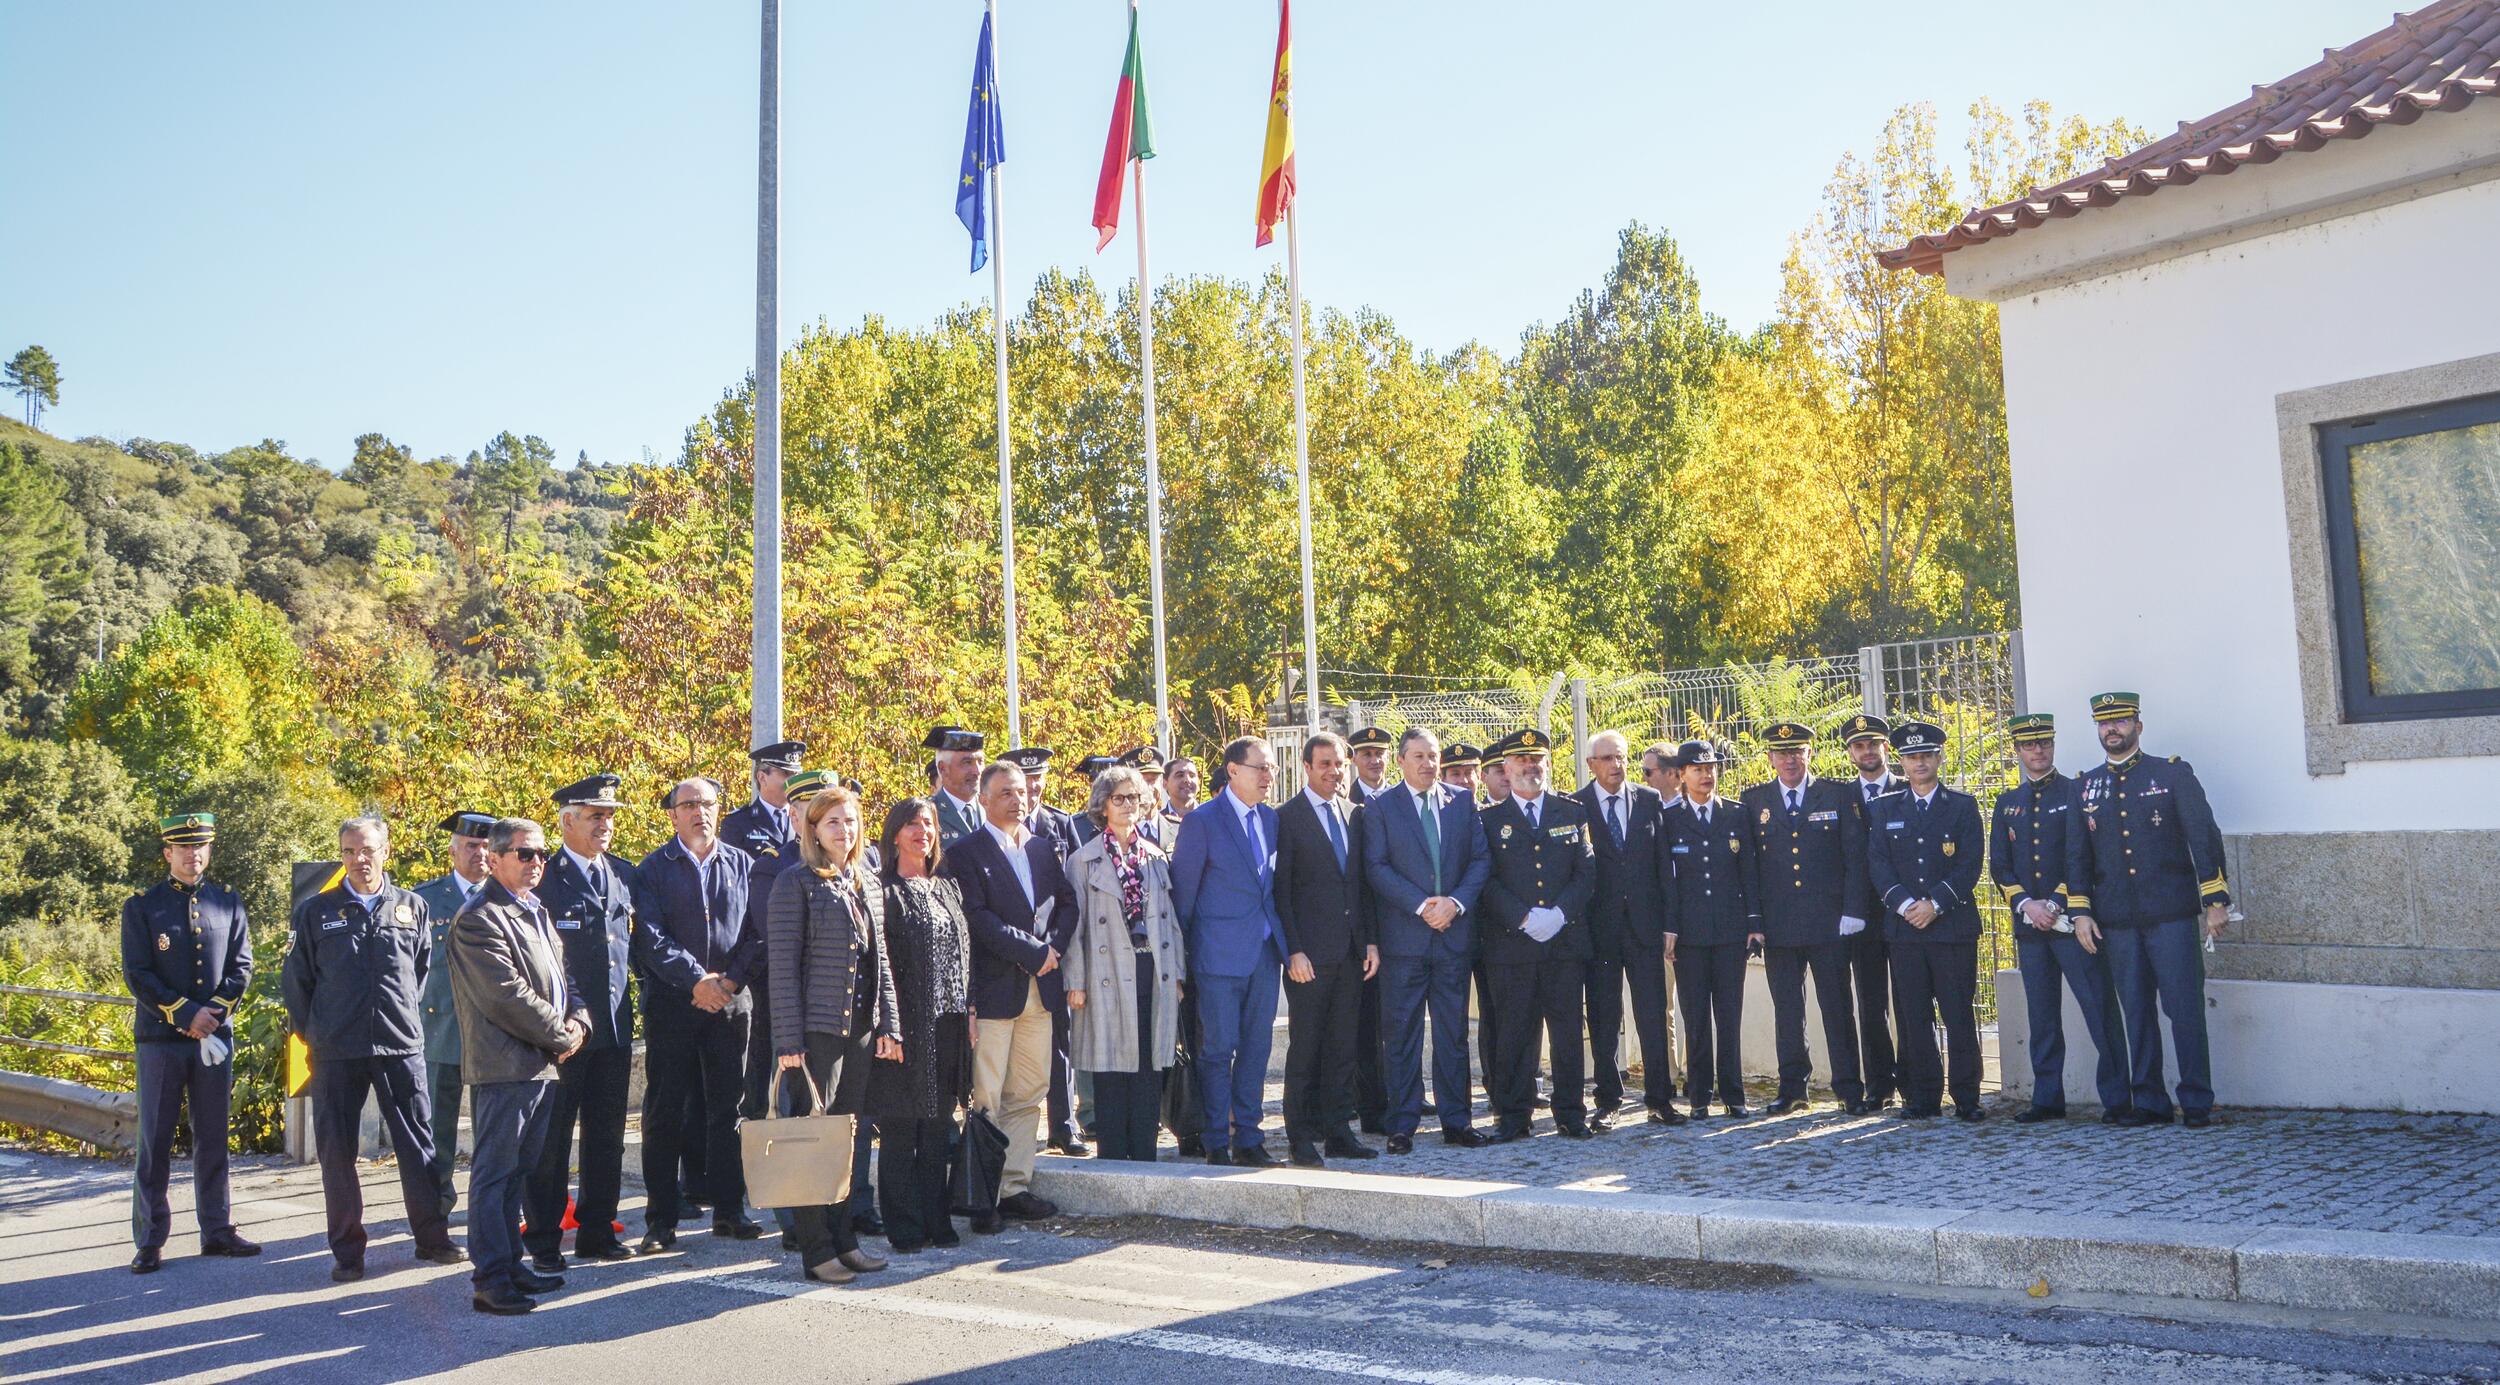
[414,811,495,1214]
[927,725,990,845]
[450,818,589,1316]
[1360,727,1491,1155]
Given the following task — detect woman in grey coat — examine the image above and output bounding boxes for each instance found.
[1062,765,1187,1162]
[767,785,900,1283]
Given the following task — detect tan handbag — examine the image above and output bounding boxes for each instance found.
[741,1064,855,1210]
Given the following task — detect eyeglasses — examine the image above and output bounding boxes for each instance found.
[1108,792,1146,805]
[674,799,720,810]
[503,847,551,862]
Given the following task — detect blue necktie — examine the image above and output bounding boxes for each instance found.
[1323,802,1347,871]
[1246,810,1269,884]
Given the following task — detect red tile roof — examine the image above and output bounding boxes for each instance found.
[1881,0,2500,275]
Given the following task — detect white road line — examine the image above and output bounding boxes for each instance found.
[708,1272,1579,1385]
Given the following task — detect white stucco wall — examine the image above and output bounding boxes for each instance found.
[1984,173,2500,834]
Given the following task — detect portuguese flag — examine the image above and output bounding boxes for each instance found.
[1090,7,1156,252]
[1254,0,1294,248]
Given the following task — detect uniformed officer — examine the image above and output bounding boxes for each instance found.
[284,816,460,1280]
[1477,751,1512,806]
[1840,713,1902,1110]
[1474,729,1596,1140]
[1866,719,1988,1120]
[1116,745,1177,846]
[2071,692,2232,1129]
[414,811,495,1214]
[120,812,261,1274]
[1740,722,1874,1115]
[1342,724,1398,1135]
[1344,726,1396,807]
[1469,733,1523,1106]
[1659,740,1757,1119]
[1992,714,2132,1124]
[1010,747,1077,859]
[1435,742,1483,799]
[927,726,990,845]
[722,740,806,860]
[523,774,643,1270]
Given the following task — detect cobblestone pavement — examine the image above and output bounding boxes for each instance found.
[1140,1076,2500,1238]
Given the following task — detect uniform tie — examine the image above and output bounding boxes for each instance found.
[1323,801,1347,871]
[1604,794,1623,846]
[1417,789,1443,895]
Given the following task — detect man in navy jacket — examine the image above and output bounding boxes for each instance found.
[1866,720,1988,1121]
[1172,736,1290,1165]
[1359,728,1491,1154]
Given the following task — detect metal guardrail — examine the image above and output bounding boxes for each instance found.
[0,1069,138,1150]
[0,983,136,1061]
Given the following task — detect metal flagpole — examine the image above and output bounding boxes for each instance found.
[1132,8,1170,755]
[751,0,783,751]
[989,0,1022,748]
[1285,202,1320,735]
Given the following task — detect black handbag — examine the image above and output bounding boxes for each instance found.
[947,1107,1009,1216]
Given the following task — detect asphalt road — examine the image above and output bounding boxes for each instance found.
[4,1149,2494,1384]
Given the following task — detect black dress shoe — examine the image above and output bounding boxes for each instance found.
[2115,1108,2174,1128]
[999,1191,1059,1220]
[1441,1127,1490,1148]
[415,1244,467,1265]
[1288,1141,1325,1168]
[1048,1136,1092,1157]
[1764,1097,1805,1117]
[1721,1104,1752,1119]
[1956,1106,1986,1122]
[530,1251,568,1274]
[2014,1106,2066,1125]
[931,1224,962,1248]
[781,1231,800,1251]
[1903,1105,1943,1119]
[636,1230,677,1255]
[970,1213,1004,1235]
[677,1202,711,1225]
[1080,1124,1100,1143]
[1204,1147,1234,1166]
[1843,1100,1873,1117]
[714,1217,765,1240]
[200,1233,262,1257]
[1358,1118,1388,1136]
[1557,1119,1593,1139]
[132,1248,163,1274]
[575,1242,632,1263]
[1688,1103,1714,1122]
[2099,1107,2133,1126]
[1867,1094,1898,1112]
[850,1212,885,1238]
[1488,1124,1531,1144]
[1647,1106,1689,1127]
[1586,1114,1612,1134]
[2181,1110,2213,1129]
[473,1287,537,1316]
[1230,1145,1279,1168]
[1323,1134,1377,1159]
[1177,1135,1206,1158]
[512,1269,565,1293]
[1386,1135,1415,1155]
[331,1263,365,1283]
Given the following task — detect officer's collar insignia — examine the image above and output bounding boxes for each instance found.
[157,933,170,951]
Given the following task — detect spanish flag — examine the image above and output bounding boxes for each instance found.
[1253,0,1294,249]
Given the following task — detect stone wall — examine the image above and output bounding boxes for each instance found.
[2214,829,2500,990]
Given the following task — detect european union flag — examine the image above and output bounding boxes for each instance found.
[955,12,1005,273]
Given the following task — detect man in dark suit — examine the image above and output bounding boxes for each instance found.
[523,774,642,1270]
[721,740,804,860]
[1993,713,2131,1125]
[1359,728,1491,1154]
[1660,740,1758,1119]
[1007,745,1089,1156]
[1572,730,1682,1125]
[1273,731,1378,1167]
[1172,736,1288,1165]
[1866,719,1989,1120]
[1740,722,1874,1116]
[927,725,990,845]
[1841,714,1902,1110]
[945,760,1079,1225]
[1477,730,1598,1140]
[415,812,494,1216]
[630,777,762,1249]
[1344,727,1396,807]
[121,812,260,1274]
[1341,725,1397,1136]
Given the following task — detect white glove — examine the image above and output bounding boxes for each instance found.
[1521,906,1566,943]
[1838,915,1867,938]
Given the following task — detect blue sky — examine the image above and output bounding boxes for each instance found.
[1,1,2395,470]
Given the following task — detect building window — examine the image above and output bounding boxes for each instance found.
[2316,393,2500,722]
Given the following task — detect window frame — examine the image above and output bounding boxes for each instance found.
[2314,391,2500,723]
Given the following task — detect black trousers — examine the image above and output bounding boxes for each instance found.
[1765,940,1865,1104]
[1890,937,1980,1113]
[425,1060,462,1210]
[1672,943,1746,1108]
[523,1042,632,1257]
[1283,959,1361,1144]
[1849,931,1898,1103]
[310,1052,451,1267]
[1619,943,1678,1110]
[786,1029,867,1271]
[1487,957,1586,1129]
[1471,955,1500,1104]
[132,1039,233,1250]
[878,1116,956,1246]
[1162,982,1204,1145]
[1345,969,1388,1130]
[1048,1006,1079,1142]
[1095,956,1165,1161]
[641,999,751,1229]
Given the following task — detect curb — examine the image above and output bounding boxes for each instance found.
[1029,1157,2500,1323]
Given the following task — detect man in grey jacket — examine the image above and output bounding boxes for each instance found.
[450,818,588,1316]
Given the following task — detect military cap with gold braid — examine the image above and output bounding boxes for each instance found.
[1503,727,1554,759]
[2007,712,2055,745]
[159,812,216,846]
[2090,691,2141,722]
[1117,745,1165,772]
[1762,721,1812,751]
[1841,713,1890,746]
[1346,726,1393,753]
[784,769,833,802]
[1438,741,1481,770]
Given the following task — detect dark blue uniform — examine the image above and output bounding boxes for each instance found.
[1570,780,1676,1117]
[413,871,483,1208]
[1867,785,1987,1115]
[2076,752,2231,1118]
[721,797,797,862]
[1845,771,1904,1106]
[631,837,759,1231]
[1992,771,2130,1114]
[1739,776,1871,1108]
[1658,796,1758,1113]
[120,877,252,1253]
[523,848,642,1260]
[283,879,454,1269]
[1478,792,1597,1135]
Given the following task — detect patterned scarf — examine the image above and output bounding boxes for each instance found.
[1106,832,1148,947]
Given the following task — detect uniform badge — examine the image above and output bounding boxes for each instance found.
[1942,841,1956,857]
[1500,824,1513,841]
[2149,810,2163,828]
[2007,805,2021,817]
[1728,836,1742,854]
[396,903,414,924]
[157,933,171,952]
[1758,808,1772,825]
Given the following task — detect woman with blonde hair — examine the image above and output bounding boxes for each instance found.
[1062,765,1187,1162]
[766,786,900,1283]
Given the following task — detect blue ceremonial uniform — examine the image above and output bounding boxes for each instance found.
[721,797,796,862]
[121,876,252,1252]
[1659,795,1756,1111]
[1866,784,1987,1115]
[2076,751,2231,1118]
[413,870,482,1206]
[1739,775,1871,1107]
[522,847,641,1259]
[1478,791,1596,1133]
[283,878,453,1269]
[1991,771,2130,1114]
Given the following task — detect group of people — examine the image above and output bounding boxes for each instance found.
[119,693,2232,1313]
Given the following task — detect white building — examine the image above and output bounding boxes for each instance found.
[1885,0,2500,1113]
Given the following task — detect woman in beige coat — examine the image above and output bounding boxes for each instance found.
[1062,765,1187,1162]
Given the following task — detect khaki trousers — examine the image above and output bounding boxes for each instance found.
[971,978,1053,1198]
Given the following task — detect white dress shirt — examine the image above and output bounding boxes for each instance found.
[986,820,1035,906]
